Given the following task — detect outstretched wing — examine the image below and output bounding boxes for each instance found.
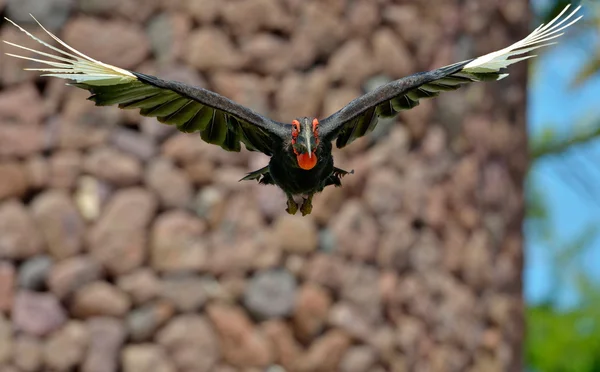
[318,4,582,148]
[3,16,287,155]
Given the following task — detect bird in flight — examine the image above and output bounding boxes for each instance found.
[3,5,582,215]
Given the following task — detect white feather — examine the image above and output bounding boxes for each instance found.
[2,15,136,86]
[463,4,582,73]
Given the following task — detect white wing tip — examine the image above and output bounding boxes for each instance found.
[463,4,582,72]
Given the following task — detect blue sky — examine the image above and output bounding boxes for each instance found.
[525,1,600,308]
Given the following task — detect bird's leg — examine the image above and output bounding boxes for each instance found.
[300,193,314,216]
[285,193,298,215]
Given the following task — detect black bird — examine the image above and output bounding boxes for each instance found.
[3,5,581,215]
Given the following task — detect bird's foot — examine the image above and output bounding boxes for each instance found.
[286,196,298,215]
[300,194,313,216]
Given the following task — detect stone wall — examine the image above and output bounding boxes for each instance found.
[0,0,528,371]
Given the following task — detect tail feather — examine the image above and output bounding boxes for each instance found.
[2,15,136,86]
[463,4,582,73]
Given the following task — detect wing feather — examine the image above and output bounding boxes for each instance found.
[3,15,286,155]
[319,4,582,148]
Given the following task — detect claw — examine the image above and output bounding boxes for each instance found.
[286,196,298,215]
[300,194,314,216]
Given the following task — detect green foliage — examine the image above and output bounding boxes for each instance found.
[525,2,600,371]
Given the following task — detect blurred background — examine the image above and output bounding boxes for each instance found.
[0,0,597,371]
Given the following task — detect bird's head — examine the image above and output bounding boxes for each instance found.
[291,117,320,170]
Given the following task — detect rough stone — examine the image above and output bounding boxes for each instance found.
[244,269,297,320]
[87,188,157,274]
[17,256,53,291]
[293,283,332,342]
[116,268,161,305]
[184,28,245,71]
[0,315,12,365]
[206,303,273,368]
[122,344,176,372]
[12,291,66,336]
[145,159,193,209]
[0,162,28,201]
[71,281,132,318]
[63,17,150,69]
[159,274,208,312]
[0,200,43,260]
[273,215,319,254]
[43,320,89,371]
[83,147,142,187]
[151,210,208,273]
[6,0,73,30]
[127,301,175,342]
[13,334,43,372]
[156,314,219,372]
[0,262,15,312]
[330,201,379,262]
[82,317,126,372]
[339,345,378,372]
[31,190,85,259]
[48,150,81,189]
[47,255,103,299]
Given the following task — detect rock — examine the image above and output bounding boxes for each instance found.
[63,17,150,69]
[262,320,302,371]
[206,303,273,368]
[273,215,319,254]
[74,176,111,222]
[275,68,329,122]
[244,269,297,320]
[116,268,160,305]
[157,314,219,372]
[221,0,292,36]
[145,159,193,209]
[184,28,245,71]
[293,283,332,342]
[0,200,43,260]
[330,201,379,262]
[347,0,380,37]
[71,281,132,318]
[151,210,208,273]
[13,334,43,372]
[127,301,175,342]
[372,28,415,78]
[44,321,89,371]
[24,156,49,190]
[83,147,142,187]
[0,84,44,126]
[363,169,404,215]
[159,274,208,312]
[147,13,192,64]
[110,128,156,161]
[48,150,82,189]
[87,188,157,275]
[12,291,66,336]
[6,0,73,30]
[328,39,376,87]
[17,256,53,291]
[0,315,13,365]
[183,0,220,23]
[0,162,28,200]
[302,253,347,291]
[339,345,377,372]
[341,264,382,325]
[78,0,159,22]
[295,329,351,372]
[0,262,15,312]
[193,186,226,227]
[31,189,85,259]
[82,317,126,372]
[47,255,103,299]
[328,303,373,341]
[122,344,176,372]
[183,159,215,186]
[241,34,292,75]
[211,72,272,116]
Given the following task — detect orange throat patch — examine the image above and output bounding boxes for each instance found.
[296,152,318,170]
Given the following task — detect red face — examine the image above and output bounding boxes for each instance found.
[291,118,319,170]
